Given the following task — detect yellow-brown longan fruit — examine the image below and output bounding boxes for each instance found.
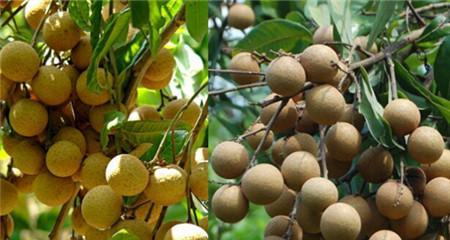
[246,123,274,150]
[357,146,394,183]
[390,201,428,239]
[1,134,22,155]
[320,203,361,240]
[24,0,54,29]
[283,132,318,157]
[83,127,102,154]
[264,186,296,217]
[211,141,249,179]
[366,198,389,236]
[111,219,153,240]
[12,174,37,193]
[0,214,14,237]
[72,206,90,235]
[212,184,249,223]
[128,105,161,121]
[227,3,255,30]
[301,177,338,211]
[264,215,303,240]
[305,84,345,125]
[408,126,444,164]
[106,154,149,196]
[88,103,118,132]
[330,61,348,88]
[383,99,420,136]
[192,147,208,167]
[11,140,45,175]
[260,96,298,133]
[229,52,260,85]
[162,99,201,127]
[0,41,40,82]
[0,179,18,215]
[266,56,306,97]
[71,36,92,70]
[296,201,322,234]
[241,163,284,205]
[84,226,111,240]
[9,99,48,137]
[54,127,87,156]
[300,44,339,84]
[31,65,72,106]
[339,104,365,130]
[0,75,14,101]
[369,230,401,240]
[281,151,320,191]
[155,221,182,240]
[140,48,175,90]
[340,195,372,237]
[33,171,76,206]
[145,165,187,206]
[198,217,208,231]
[354,36,378,55]
[313,25,334,44]
[80,153,111,190]
[296,109,318,134]
[422,149,450,180]
[81,185,123,229]
[271,138,286,166]
[423,177,450,217]
[325,122,361,162]
[76,69,113,106]
[43,11,81,51]
[46,140,83,177]
[189,161,208,201]
[164,223,208,240]
[375,181,413,220]
[135,201,163,225]
[61,65,80,89]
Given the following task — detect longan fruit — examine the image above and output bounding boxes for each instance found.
[330,61,348,88]
[405,167,427,196]
[264,215,303,240]
[281,151,320,191]
[325,122,361,162]
[375,181,413,220]
[81,185,123,229]
[89,103,119,132]
[80,153,111,190]
[266,56,306,97]
[76,68,113,106]
[0,214,14,237]
[162,99,201,127]
[0,41,40,82]
[300,44,339,84]
[189,161,208,201]
[72,206,90,235]
[228,52,260,85]
[198,217,208,231]
[134,198,163,224]
[211,185,249,223]
[140,48,175,90]
[144,165,187,206]
[11,140,45,175]
[155,221,182,240]
[1,134,21,155]
[43,11,81,51]
[111,219,153,240]
[11,174,37,193]
[365,198,389,236]
[338,104,365,130]
[264,186,296,217]
[192,147,208,167]
[9,99,48,137]
[46,140,83,177]
[271,138,286,166]
[128,105,161,121]
[383,99,420,136]
[71,36,92,70]
[326,153,352,179]
[246,123,274,150]
[357,146,394,183]
[408,126,444,164]
[265,236,284,240]
[340,195,372,236]
[24,0,54,29]
[227,3,255,30]
[305,84,345,125]
[422,177,450,217]
[313,25,334,44]
[354,36,378,55]
[301,177,338,211]
[164,223,208,240]
[296,202,322,234]
[61,65,80,89]
[83,127,102,154]
[0,0,22,8]
[0,179,18,215]
[84,226,111,240]
[54,127,87,156]
[129,143,153,158]
[106,154,149,196]
[320,203,361,240]
[421,149,450,180]
[419,234,446,240]
[33,171,76,206]
[241,163,284,205]
[260,96,298,133]
[369,230,401,240]
[283,132,318,157]
[31,66,72,106]
[211,141,249,179]
[0,75,14,101]
[390,201,428,239]
[296,109,318,134]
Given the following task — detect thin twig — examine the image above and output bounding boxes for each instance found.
[209,82,267,96]
[48,185,80,240]
[386,56,398,100]
[319,125,328,179]
[208,68,266,76]
[151,206,168,238]
[283,193,300,239]
[399,2,450,18]
[406,0,426,27]
[236,127,267,142]
[260,83,313,108]
[31,1,53,47]
[0,0,28,28]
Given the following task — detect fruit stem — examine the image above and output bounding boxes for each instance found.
[48,185,80,240]
[209,81,267,96]
[30,1,53,48]
[319,125,328,179]
[386,56,398,100]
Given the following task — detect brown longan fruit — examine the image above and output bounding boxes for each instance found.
[0,179,18,215]
[81,185,123,229]
[111,219,153,240]
[265,236,284,240]
[313,25,334,44]
[24,0,54,29]
[300,44,339,84]
[9,99,48,137]
[375,181,413,220]
[264,215,303,240]
[281,151,320,191]
[11,140,45,175]
[383,99,420,136]
[31,65,72,106]
[271,138,286,166]
[283,132,318,157]
[325,122,361,162]
[144,165,187,206]
[106,154,149,196]
[11,174,37,193]
[46,140,83,177]
[76,68,113,106]
[301,177,338,211]
[421,149,450,180]
[369,230,401,240]
[128,105,161,121]
[266,56,306,97]
[390,201,428,239]
[326,153,352,179]
[241,163,284,205]
[329,61,347,88]
[140,48,175,90]
[408,126,444,164]
[354,36,378,55]
[405,167,427,196]
[189,161,208,201]
[71,36,92,70]
[246,123,274,150]
[162,99,201,127]
[338,104,365,130]
[211,141,249,179]
[80,153,111,190]
[296,202,322,234]
[260,96,298,133]
[305,84,345,125]
[212,184,249,223]
[264,186,296,217]
[0,74,14,101]
[164,223,208,240]
[227,3,255,30]
[72,206,90,235]
[33,171,76,206]
[228,52,260,85]
[320,203,361,240]
[365,198,389,236]
[0,41,40,82]
[43,11,81,51]
[296,109,318,134]
[83,127,102,154]
[340,195,372,237]
[357,146,394,183]
[54,127,87,156]
[0,214,14,237]
[423,177,450,217]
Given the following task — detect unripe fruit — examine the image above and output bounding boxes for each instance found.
[162,99,201,127]
[164,223,208,240]
[354,36,378,55]
[189,161,208,201]
[422,177,450,217]
[211,141,249,179]
[106,154,149,196]
[33,171,76,206]
[339,104,365,130]
[300,44,339,84]
[81,185,123,229]
[313,25,333,44]
[0,41,40,82]
[84,227,111,240]
[24,0,54,29]
[43,11,81,51]
[128,105,161,121]
[340,195,371,236]
[140,48,175,90]
[9,99,48,137]
[31,65,72,105]
[212,184,249,223]
[11,140,44,175]
[71,36,92,70]
[54,127,87,156]
[229,52,260,85]
[227,4,255,30]
[89,103,118,132]
[264,186,296,217]
[76,69,113,106]
[46,140,83,177]
[145,165,187,205]
[12,174,37,193]
[383,99,420,136]
[366,198,389,236]
[421,149,450,180]
[296,202,322,234]
[408,126,444,164]
[301,177,338,211]
[112,219,152,240]
[0,179,18,215]
[155,221,182,240]
[375,181,413,220]
[246,123,274,150]
[325,122,361,162]
[266,56,306,97]
[241,164,284,205]
[390,201,428,239]
[271,138,286,166]
[369,230,401,240]
[281,151,320,191]
[80,153,111,189]
[357,146,394,183]
[283,133,318,157]
[0,75,14,101]
[320,203,361,240]
[260,96,298,133]
[72,206,90,235]
[0,214,14,237]
[305,84,345,125]
[296,109,318,134]
[264,215,303,240]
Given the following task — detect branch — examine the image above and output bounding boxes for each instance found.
[319,126,328,179]
[209,82,267,96]
[208,68,266,76]
[399,2,450,18]
[405,0,426,27]
[48,185,80,240]
[236,126,267,142]
[283,194,300,240]
[0,0,28,28]
[386,56,398,100]
[261,83,314,108]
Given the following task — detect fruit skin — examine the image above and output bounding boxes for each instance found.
[9,99,48,137]
[325,122,361,162]
[300,44,339,84]
[46,140,83,177]
[212,185,249,223]
[0,179,18,215]
[260,96,298,133]
[320,203,361,240]
[53,127,87,156]
[383,99,420,136]
[31,65,72,105]
[264,215,303,240]
[72,206,90,235]
[12,174,37,193]
[246,123,274,150]
[89,103,118,132]
[283,133,318,157]
[0,214,14,237]
[81,185,123,229]
[340,195,372,237]
[326,153,352,179]
[111,219,153,240]
[301,177,338,211]
[189,161,208,201]
[357,146,394,183]
[84,227,111,240]
[71,36,92,70]
[211,141,249,179]
[24,0,54,29]
[375,181,413,220]
[43,11,81,51]
[33,171,76,206]
[0,75,14,101]
[144,165,187,206]
[422,149,450,180]
[11,140,45,175]
[140,48,175,90]
[296,109,318,134]
[229,52,260,85]
[339,104,365,130]
[83,127,102,154]
[423,177,450,217]
[408,126,444,164]
[133,195,163,224]
[365,198,389,236]
[76,68,113,106]
[162,99,201,127]
[264,186,296,217]
[128,105,161,121]
[164,223,208,240]
[0,41,40,82]
[354,36,378,55]
[241,163,284,205]
[296,201,322,234]
[271,138,286,166]
[369,230,401,240]
[330,61,347,88]
[61,65,80,89]
[155,221,182,240]
[227,3,255,30]
[390,201,428,239]
[305,84,345,125]
[106,154,149,196]
[266,56,306,97]
[80,153,111,189]
[313,25,334,44]
[281,151,320,191]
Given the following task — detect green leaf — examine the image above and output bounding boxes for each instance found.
[304,1,330,26]
[129,1,150,30]
[327,0,352,43]
[367,1,397,49]
[434,35,450,99]
[186,0,207,43]
[115,32,147,74]
[140,130,189,163]
[234,19,312,56]
[285,11,307,24]
[111,229,139,240]
[100,111,127,150]
[149,1,163,56]
[90,0,104,47]
[120,120,191,145]
[68,0,91,32]
[418,15,448,43]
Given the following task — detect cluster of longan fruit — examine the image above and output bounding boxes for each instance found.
[211,14,450,240]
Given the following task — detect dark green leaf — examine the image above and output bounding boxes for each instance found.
[140,130,189,163]
[129,1,149,30]
[367,1,397,49]
[418,15,448,42]
[100,111,127,150]
[115,32,147,73]
[285,11,307,24]
[434,35,450,98]
[68,0,91,32]
[186,0,208,43]
[120,120,190,145]
[111,229,139,240]
[90,0,104,47]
